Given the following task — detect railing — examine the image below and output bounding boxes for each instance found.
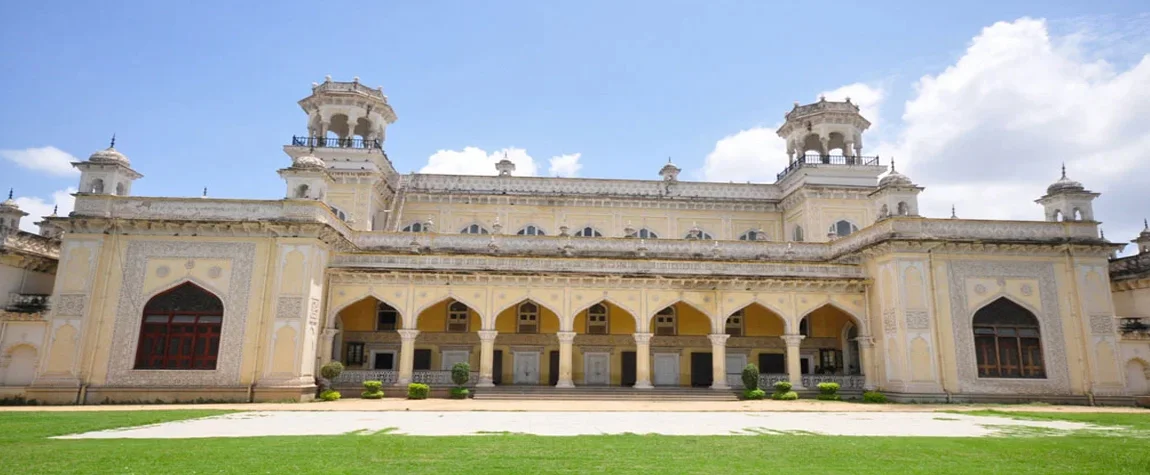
[777,155,881,181]
[291,135,382,150]
[332,369,478,386]
[5,293,50,313]
[1120,317,1150,340]
[1111,252,1150,280]
[757,373,790,389]
[802,374,866,390]
[313,80,387,99]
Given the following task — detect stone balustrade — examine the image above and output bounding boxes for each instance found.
[333,369,479,387]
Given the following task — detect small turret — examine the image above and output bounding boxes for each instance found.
[73,136,144,196]
[0,189,28,235]
[1036,164,1099,222]
[659,158,680,182]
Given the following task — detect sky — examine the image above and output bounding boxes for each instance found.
[1,1,1148,252]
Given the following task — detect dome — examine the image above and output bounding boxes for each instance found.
[292,154,326,170]
[88,146,130,166]
[1046,173,1084,195]
[878,159,914,187]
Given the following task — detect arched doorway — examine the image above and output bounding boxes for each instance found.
[572,301,637,386]
[725,303,788,386]
[972,298,1045,379]
[413,299,481,384]
[649,302,711,387]
[799,304,860,375]
[494,300,560,385]
[134,282,223,370]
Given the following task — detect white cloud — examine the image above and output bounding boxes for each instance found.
[548,153,582,177]
[820,83,886,130]
[13,188,75,233]
[886,17,1150,250]
[0,146,80,177]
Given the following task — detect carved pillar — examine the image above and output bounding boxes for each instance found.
[856,335,876,390]
[633,332,653,389]
[781,334,805,389]
[396,329,419,386]
[709,333,730,390]
[477,330,498,387]
[556,331,576,388]
[344,115,360,145]
[319,328,341,365]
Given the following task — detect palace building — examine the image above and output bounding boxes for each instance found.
[3,76,1150,404]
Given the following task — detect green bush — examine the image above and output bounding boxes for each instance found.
[742,388,766,400]
[361,380,385,399]
[773,380,792,392]
[862,390,887,404]
[320,361,345,380]
[319,389,341,401]
[451,362,471,387]
[741,364,760,391]
[771,391,799,401]
[816,382,840,400]
[450,387,470,399]
[407,383,430,399]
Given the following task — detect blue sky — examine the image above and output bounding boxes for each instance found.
[2,1,1148,247]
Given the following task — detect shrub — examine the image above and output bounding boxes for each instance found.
[741,364,760,391]
[362,380,385,399]
[407,383,430,399]
[743,388,766,400]
[773,381,792,392]
[451,362,471,387]
[816,382,840,401]
[450,387,470,399]
[320,361,345,380]
[773,391,799,401]
[319,389,341,401]
[862,391,887,404]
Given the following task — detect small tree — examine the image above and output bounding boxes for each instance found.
[362,380,385,399]
[741,363,760,391]
[316,361,345,399]
[450,362,471,399]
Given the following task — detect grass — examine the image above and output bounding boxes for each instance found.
[2,410,1150,473]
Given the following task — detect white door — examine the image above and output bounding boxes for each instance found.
[653,353,679,386]
[585,353,610,385]
[726,353,747,385]
[441,350,470,370]
[513,351,540,384]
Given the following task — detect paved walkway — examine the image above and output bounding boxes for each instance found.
[4,399,1147,413]
[57,410,1109,438]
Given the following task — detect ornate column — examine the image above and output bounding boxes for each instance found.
[856,335,876,390]
[556,331,576,388]
[633,332,653,389]
[709,333,730,390]
[319,328,341,365]
[781,334,805,389]
[477,330,498,387]
[396,329,420,386]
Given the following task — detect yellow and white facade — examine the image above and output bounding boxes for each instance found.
[6,77,1147,404]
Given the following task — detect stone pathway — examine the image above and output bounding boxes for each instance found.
[57,411,1108,439]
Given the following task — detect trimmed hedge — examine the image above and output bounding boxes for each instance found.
[450,387,470,399]
[741,364,760,391]
[319,362,344,380]
[816,382,841,401]
[772,391,799,401]
[319,389,341,401]
[773,381,792,392]
[862,390,888,404]
[362,380,385,399]
[451,362,471,387]
[743,388,766,400]
[407,383,430,399]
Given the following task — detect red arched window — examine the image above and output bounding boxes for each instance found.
[134,282,224,370]
[973,298,1045,379]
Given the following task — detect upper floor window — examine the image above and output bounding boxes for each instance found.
[447,301,469,332]
[517,225,546,236]
[460,224,489,235]
[134,282,223,370]
[686,229,714,240]
[632,228,658,239]
[377,303,399,331]
[654,306,676,336]
[793,226,805,242]
[402,222,425,233]
[830,220,858,238]
[330,206,348,221]
[517,302,539,333]
[726,309,744,337]
[574,226,603,237]
[739,230,764,241]
[587,303,609,334]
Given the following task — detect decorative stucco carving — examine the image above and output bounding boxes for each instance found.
[947,260,1069,394]
[882,309,897,334]
[277,297,303,320]
[106,240,256,387]
[1089,314,1115,335]
[905,310,930,330]
[54,294,86,317]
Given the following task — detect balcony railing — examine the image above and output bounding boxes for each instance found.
[1120,317,1150,340]
[5,293,50,313]
[777,155,881,181]
[332,369,478,386]
[802,374,866,390]
[290,135,382,150]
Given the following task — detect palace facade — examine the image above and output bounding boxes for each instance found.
[3,77,1150,404]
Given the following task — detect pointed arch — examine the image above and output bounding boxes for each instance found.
[412,293,486,329]
[971,296,1045,379]
[571,297,641,330]
[326,290,409,329]
[647,299,714,334]
[798,301,866,334]
[135,281,225,370]
[726,301,790,335]
[493,298,561,333]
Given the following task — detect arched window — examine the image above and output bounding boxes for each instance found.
[460,224,489,235]
[115,182,126,196]
[517,302,539,333]
[685,229,713,240]
[632,228,658,239]
[377,302,399,331]
[1072,208,1083,221]
[295,184,309,199]
[330,206,347,221]
[402,222,425,233]
[135,282,223,370]
[880,204,889,218]
[447,301,469,332]
[829,220,858,238]
[793,226,805,242]
[587,303,609,334]
[90,179,104,194]
[517,225,545,236]
[574,226,602,237]
[654,306,676,336]
[973,298,1045,379]
[1054,210,1064,222]
[739,230,763,241]
[897,202,909,216]
[726,309,744,337]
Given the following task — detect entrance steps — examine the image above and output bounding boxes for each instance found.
[471,386,739,401]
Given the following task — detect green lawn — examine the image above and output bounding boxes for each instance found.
[2,410,1149,474]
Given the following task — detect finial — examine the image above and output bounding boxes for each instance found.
[110,133,116,148]
[353,76,360,83]
[6,188,12,200]
[1100,228,1106,239]
[890,158,896,172]
[845,96,851,103]
[324,75,332,82]
[1061,162,1067,179]
[51,205,58,216]
[202,187,207,197]
[950,204,957,219]
[1144,218,1148,230]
